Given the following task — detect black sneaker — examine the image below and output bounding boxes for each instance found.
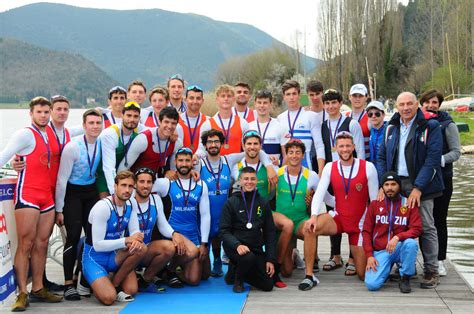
[44,277,65,293]
[64,285,81,301]
[232,279,245,293]
[420,272,439,289]
[225,263,236,285]
[298,276,319,291]
[166,271,184,288]
[399,275,411,293]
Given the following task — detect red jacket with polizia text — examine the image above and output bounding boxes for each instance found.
[362,197,422,257]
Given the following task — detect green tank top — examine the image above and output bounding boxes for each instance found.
[276,166,309,222]
[237,160,270,200]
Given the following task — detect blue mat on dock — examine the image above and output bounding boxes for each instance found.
[120,267,249,314]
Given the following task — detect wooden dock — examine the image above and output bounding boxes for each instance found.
[1,235,473,313]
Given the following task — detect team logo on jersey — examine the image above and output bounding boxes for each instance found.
[379,207,384,213]
[400,206,408,214]
[257,206,262,216]
[356,183,363,192]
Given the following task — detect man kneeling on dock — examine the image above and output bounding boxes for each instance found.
[363,172,422,293]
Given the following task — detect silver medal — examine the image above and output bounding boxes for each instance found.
[246,222,252,229]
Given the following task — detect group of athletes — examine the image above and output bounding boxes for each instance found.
[0,75,460,311]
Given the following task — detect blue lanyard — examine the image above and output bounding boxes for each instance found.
[83,136,98,178]
[49,122,66,156]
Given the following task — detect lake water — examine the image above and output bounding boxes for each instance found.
[1,109,473,287]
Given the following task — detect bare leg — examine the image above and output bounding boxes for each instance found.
[273,212,294,269]
[350,245,367,281]
[112,247,147,288]
[31,210,55,291]
[183,257,202,286]
[303,214,338,277]
[201,254,211,280]
[14,208,40,293]
[90,277,116,306]
[142,240,175,282]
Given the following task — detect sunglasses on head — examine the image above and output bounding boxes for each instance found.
[256,90,272,98]
[176,147,193,155]
[187,85,203,92]
[109,86,127,95]
[124,101,141,110]
[134,167,156,178]
[324,88,338,95]
[243,130,261,139]
[169,74,184,83]
[50,95,69,103]
[367,111,382,118]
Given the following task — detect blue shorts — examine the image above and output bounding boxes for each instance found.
[82,243,119,285]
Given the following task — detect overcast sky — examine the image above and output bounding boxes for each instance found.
[1,0,321,57]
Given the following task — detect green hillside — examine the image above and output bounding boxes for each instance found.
[0,3,317,90]
[0,37,118,106]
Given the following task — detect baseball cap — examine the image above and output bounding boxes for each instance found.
[382,171,401,187]
[349,84,368,96]
[366,101,385,112]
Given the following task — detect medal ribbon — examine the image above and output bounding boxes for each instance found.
[83,135,98,178]
[205,157,222,191]
[339,159,355,198]
[257,119,271,145]
[109,196,124,232]
[176,178,192,206]
[136,197,152,231]
[286,167,302,205]
[156,129,170,167]
[49,122,66,156]
[241,189,257,225]
[287,107,302,138]
[185,112,201,149]
[328,115,343,148]
[217,113,233,146]
[31,124,51,168]
[121,129,135,167]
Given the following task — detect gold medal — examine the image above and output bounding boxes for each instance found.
[224,144,230,149]
[190,144,194,151]
[331,146,336,152]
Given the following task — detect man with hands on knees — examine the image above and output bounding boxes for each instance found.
[82,171,146,305]
[220,167,277,293]
[363,172,422,293]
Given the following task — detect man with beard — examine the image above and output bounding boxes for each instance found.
[178,85,208,154]
[82,171,146,304]
[233,82,256,123]
[131,168,186,292]
[167,74,187,113]
[152,148,211,287]
[96,101,141,197]
[302,132,379,290]
[363,172,422,293]
[0,97,63,311]
[232,130,278,201]
[118,107,183,179]
[54,109,103,300]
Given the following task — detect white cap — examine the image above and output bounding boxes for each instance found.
[349,84,368,96]
[366,101,384,112]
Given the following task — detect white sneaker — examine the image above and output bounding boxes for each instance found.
[116,291,134,302]
[438,261,447,277]
[293,249,305,269]
[76,272,91,297]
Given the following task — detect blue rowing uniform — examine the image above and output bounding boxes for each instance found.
[200,157,231,239]
[137,197,158,245]
[168,179,204,245]
[83,199,132,284]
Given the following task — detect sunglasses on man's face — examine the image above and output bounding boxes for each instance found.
[367,111,382,118]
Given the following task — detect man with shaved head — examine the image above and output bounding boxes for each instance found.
[376,92,444,289]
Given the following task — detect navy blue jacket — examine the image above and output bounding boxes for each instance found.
[376,109,444,198]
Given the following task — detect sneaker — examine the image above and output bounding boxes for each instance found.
[11,292,29,312]
[222,253,230,265]
[44,278,65,293]
[29,288,63,303]
[211,259,224,277]
[399,275,412,293]
[76,273,91,297]
[225,263,236,285]
[293,249,305,269]
[63,285,81,301]
[298,275,319,291]
[116,291,134,302]
[166,271,184,288]
[420,272,440,289]
[438,261,447,277]
[232,279,245,293]
[273,273,287,288]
